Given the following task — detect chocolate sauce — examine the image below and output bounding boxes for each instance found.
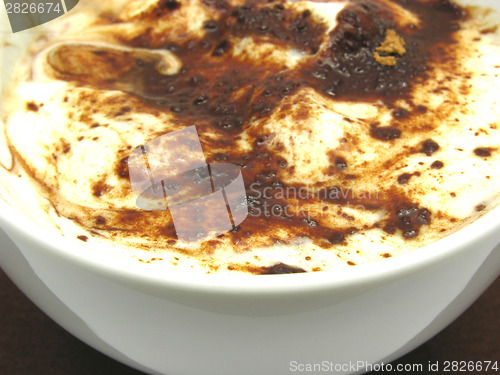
[31,0,472,273]
[230,4,325,53]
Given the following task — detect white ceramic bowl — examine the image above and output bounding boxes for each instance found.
[1,184,499,375]
[1,1,500,374]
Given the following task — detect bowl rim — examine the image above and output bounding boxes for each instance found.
[0,192,499,294]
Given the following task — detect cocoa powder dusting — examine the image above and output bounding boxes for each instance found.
[12,0,475,274]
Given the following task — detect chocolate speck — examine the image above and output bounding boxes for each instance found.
[277,158,288,169]
[329,232,345,245]
[416,208,431,225]
[390,206,431,240]
[474,147,492,157]
[335,157,348,170]
[203,20,219,32]
[77,235,88,242]
[303,218,318,228]
[403,229,418,239]
[26,102,39,112]
[62,141,71,154]
[476,204,486,212]
[393,107,410,119]
[160,0,180,11]
[421,139,440,156]
[370,126,401,141]
[480,25,498,34]
[261,263,306,274]
[383,224,396,234]
[93,180,111,197]
[116,106,131,116]
[431,160,444,169]
[95,216,106,225]
[117,157,129,178]
[398,173,412,185]
[212,40,231,56]
[416,105,428,114]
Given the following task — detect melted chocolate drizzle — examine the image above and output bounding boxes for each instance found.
[39,0,469,273]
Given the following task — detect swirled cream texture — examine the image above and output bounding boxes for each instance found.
[1,0,500,274]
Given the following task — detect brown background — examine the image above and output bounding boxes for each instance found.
[0,269,498,375]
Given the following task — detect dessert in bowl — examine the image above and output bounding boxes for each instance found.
[0,0,499,374]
